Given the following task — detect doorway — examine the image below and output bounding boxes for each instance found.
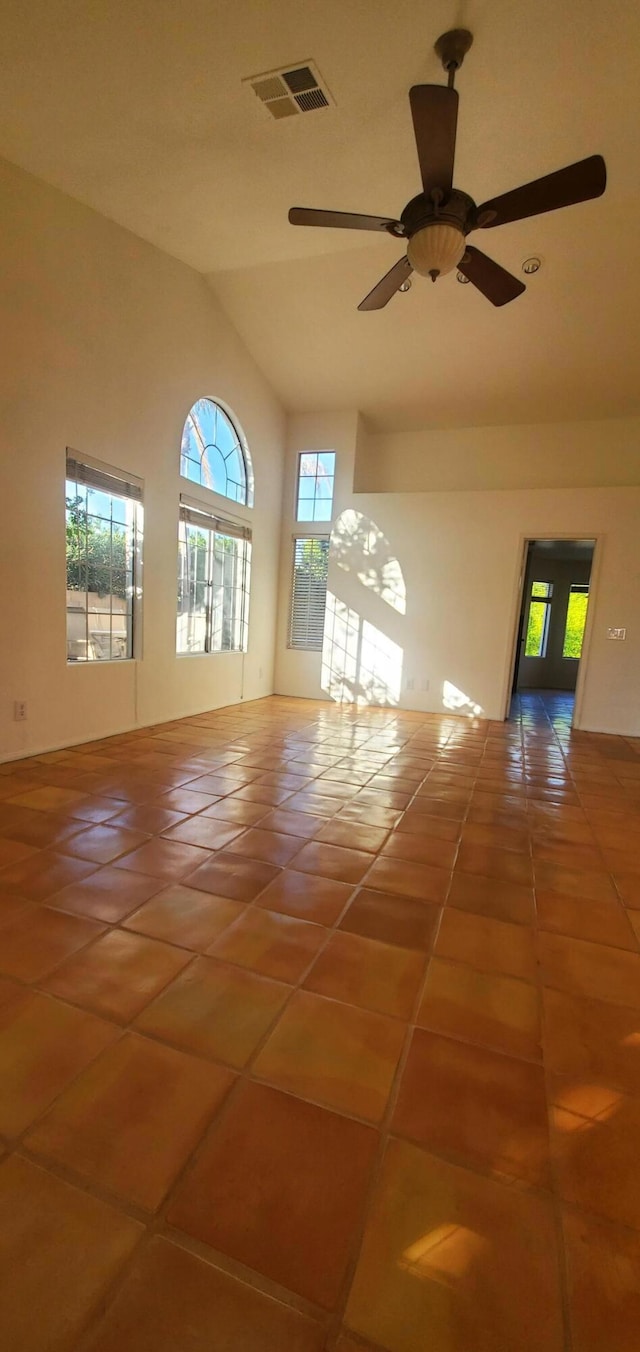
[510,538,596,723]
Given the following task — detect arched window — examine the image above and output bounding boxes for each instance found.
[180,398,253,506]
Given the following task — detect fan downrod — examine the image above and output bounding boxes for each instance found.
[434,29,473,86]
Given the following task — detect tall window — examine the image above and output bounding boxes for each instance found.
[177,502,251,654]
[65,454,142,662]
[288,537,330,649]
[296,451,335,522]
[524,580,553,657]
[563,583,590,658]
[180,399,252,506]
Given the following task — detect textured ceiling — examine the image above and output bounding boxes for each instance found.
[0,0,638,430]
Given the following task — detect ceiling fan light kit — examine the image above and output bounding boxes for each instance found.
[288,28,606,311]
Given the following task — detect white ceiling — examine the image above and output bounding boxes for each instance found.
[1,0,639,430]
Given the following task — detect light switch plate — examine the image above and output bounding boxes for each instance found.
[607,627,627,640]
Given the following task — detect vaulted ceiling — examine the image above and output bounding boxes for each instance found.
[0,0,638,430]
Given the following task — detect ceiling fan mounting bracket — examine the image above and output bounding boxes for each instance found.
[434,29,473,83]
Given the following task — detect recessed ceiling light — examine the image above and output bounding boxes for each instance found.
[522,256,541,275]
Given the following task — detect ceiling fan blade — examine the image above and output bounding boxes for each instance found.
[288,207,402,233]
[409,85,459,197]
[458,246,525,306]
[358,257,413,311]
[477,154,606,228]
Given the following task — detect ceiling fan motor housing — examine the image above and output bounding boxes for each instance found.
[400,189,476,239]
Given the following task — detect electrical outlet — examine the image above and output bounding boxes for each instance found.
[13,701,27,721]
[406,677,415,692]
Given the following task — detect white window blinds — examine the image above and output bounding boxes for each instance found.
[288,537,330,650]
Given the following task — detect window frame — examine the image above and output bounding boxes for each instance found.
[65,450,143,665]
[562,582,590,660]
[179,398,254,509]
[524,580,553,659]
[176,498,252,657]
[295,450,336,524]
[288,534,331,651]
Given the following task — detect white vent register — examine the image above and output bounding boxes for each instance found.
[244,62,334,119]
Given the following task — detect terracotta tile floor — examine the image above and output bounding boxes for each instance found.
[0,691,639,1350]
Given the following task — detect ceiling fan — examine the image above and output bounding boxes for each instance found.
[288,29,606,310]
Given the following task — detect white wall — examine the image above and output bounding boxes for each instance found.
[0,156,285,760]
[357,417,640,494]
[275,413,640,736]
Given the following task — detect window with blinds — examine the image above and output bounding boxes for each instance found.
[65,451,143,663]
[177,499,251,655]
[288,536,330,650]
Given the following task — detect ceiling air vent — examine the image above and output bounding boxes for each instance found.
[244,61,334,119]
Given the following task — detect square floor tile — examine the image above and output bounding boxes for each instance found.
[393,1028,549,1185]
[135,956,290,1066]
[380,832,457,871]
[435,908,537,982]
[256,869,353,924]
[6,785,88,812]
[455,842,533,887]
[48,865,163,923]
[534,861,617,903]
[57,823,150,864]
[304,930,425,1019]
[0,850,98,901]
[113,838,212,881]
[316,820,390,853]
[159,815,245,851]
[0,905,104,981]
[42,930,191,1022]
[551,1090,640,1231]
[461,821,530,853]
[83,1235,326,1352]
[107,804,189,834]
[364,855,449,904]
[231,782,293,806]
[198,798,270,826]
[418,957,541,1061]
[209,907,326,982]
[0,1155,141,1352]
[185,853,280,902]
[153,788,221,814]
[536,889,637,950]
[123,884,244,950]
[226,827,305,867]
[0,987,118,1137]
[447,870,535,925]
[562,1206,640,1352]
[292,841,373,886]
[0,806,86,850]
[26,1032,233,1210]
[339,888,439,952]
[167,1079,378,1310]
[255,807,326,838]
[345,1138,563,1352]
[0,837,38,868]
[396,811,461,842]
[253,988,405,1122]
[543,986,640,1094]
[539,931,640,1009]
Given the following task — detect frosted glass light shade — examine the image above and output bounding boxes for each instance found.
[407,223,465,279]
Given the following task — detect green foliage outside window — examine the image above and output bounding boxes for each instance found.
[563,589,589,658]
[66,494,128,598]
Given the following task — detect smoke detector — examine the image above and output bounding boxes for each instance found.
[244,61,335,119]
